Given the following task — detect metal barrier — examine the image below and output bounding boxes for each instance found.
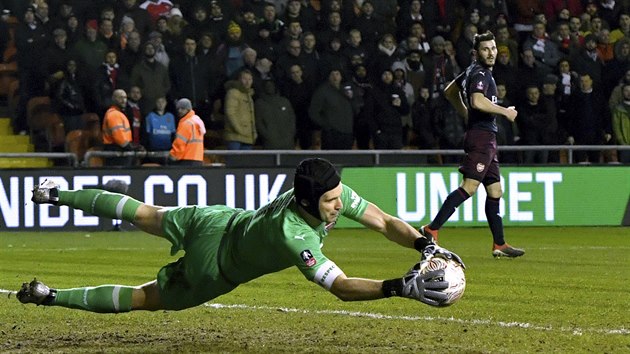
[0,152,79,167]
[81,145,630,167]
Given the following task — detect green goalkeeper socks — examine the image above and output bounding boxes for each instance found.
[52,285,134,313]
[57,189,141,222]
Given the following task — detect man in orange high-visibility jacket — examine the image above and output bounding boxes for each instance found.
[102,89,138,166]
[169,98,206,166]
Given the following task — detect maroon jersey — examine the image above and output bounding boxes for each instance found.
[455,62,498,133]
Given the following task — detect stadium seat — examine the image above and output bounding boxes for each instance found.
[81,113,102,148]
[26,97,62,151]
[86,147,104,167]
[204,129,224,149]
[45,114,66,152]
[65,129,87,162]
[26,96,52,129]
[0,61,17,98]
[3,45,16,63]
[7,79,19,118]
[5,16,17,40]
[0,61,17,74]
[80,113,100,132]
[81,112,100,122]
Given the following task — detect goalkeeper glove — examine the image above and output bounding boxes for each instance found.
[413,237,466,269]
[382,263,449,306]
[422,244,466,269]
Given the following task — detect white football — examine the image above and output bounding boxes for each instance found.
[420,257,466,307]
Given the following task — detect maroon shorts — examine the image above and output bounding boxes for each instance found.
[458,129,500,185]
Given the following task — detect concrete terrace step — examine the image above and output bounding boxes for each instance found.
[0,118,12,135]
[0,143,34,152]
[0,157,52,168]
[0,134,31,144]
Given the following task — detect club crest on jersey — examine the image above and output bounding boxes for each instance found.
[476,81,484,90]
[476,163,486,172]
[300,250,317,267]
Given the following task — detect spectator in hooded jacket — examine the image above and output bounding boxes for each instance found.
[72,20,108,81]
[224,69,257,150]
[170,36,211,108]
[131,42,171,112]
[14,6,48,134]
[309,69,355,150]
[282,64,317,150]
[255,80,297,149]
[365,68,409,149]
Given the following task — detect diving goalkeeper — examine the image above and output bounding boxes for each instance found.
[17,158,464,312]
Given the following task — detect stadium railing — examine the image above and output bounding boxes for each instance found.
[2,146,628,169]
[0,152,79,167]
[76,145,630,167]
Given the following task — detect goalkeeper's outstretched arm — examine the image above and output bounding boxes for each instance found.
[357,202,432,250]
[357,202,465,268]
[328,268,448,306]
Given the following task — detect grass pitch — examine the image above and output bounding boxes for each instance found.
[1,227,629,353]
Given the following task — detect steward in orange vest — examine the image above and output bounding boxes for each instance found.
[102,89,141,166]
[169,98,206,166]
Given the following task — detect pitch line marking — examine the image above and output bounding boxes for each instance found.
[203,303,629,336]
[0,288,17,298]
[3,247,147,251]
[2,291,626,336]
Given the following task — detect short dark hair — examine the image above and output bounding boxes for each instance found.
[473,31,495,51]
[238,68,253,79]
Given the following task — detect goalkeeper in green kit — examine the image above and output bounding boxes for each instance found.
[17,158,464,312]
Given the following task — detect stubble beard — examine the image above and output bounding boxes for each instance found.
[480,56,495,70]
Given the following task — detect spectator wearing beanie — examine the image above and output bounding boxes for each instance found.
[216,21,250,78]
[72,19,108,79]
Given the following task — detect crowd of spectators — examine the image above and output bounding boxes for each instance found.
[1,0,629,164]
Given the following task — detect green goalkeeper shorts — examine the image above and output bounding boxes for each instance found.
[156,205,239,310]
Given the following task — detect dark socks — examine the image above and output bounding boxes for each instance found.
[429,187,470,230]
[486,196,505,245]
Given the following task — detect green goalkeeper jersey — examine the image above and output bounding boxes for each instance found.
[218,183,368,288]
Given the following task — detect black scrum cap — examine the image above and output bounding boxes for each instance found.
[294,158,341,220]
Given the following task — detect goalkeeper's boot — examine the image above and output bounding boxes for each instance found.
[419,225,439,244]
[16,279,57,305]
[492,243,525,258]
[31,179,59,205]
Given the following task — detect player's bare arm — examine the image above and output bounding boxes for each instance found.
[358,202,424,249]
[324,201,465,303]
[470,92,517,121]
[444,79,468,119]
[356,201,465,268]
[329,274,387,301]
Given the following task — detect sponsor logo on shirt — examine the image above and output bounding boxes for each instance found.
[476,163,486,172]
[300,250,316,267]
[476,81,484,90]
[319,264,337,284]
[350,190,361,208]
